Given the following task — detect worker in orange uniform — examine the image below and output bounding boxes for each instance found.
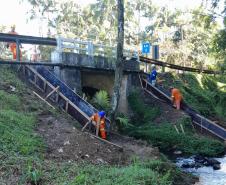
[170,87,182,110]
[7,25,22,60]
[90,111,107,139]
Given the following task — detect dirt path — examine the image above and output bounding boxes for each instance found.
[142,91,188,124]
[109,133,159,161]
[36,111,159,166]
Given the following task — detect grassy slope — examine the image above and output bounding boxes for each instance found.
[124,91,225,157]
[159,72,226,123]
[0,66,194,185]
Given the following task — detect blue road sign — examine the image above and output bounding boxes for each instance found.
[142,42,151,54]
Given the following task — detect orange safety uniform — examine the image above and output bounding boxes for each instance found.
[171,88,182,110]
[8,31,22,60]
[91,113,106,139]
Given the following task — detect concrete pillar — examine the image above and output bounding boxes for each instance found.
[118,75,129,114]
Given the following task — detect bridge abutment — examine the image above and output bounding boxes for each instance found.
[51,51,140,114]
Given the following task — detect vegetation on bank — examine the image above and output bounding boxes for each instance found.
[158,72,226,124]
[122,90,225,157]
[0,67,196,184]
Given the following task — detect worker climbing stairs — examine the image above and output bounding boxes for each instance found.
[139,73,226,141]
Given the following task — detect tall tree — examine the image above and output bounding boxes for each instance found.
[211,0,226,71]
[110,0,124,123]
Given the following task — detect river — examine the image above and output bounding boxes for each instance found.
[176,156,226,185]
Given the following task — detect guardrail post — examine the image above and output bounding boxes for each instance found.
[52,36,62,63]
[162,64,165,73]
[88,41,94,56]
[56,36,62,52]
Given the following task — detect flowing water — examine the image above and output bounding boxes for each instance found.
[176,156,226,185]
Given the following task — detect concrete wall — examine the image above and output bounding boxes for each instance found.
[51,51,140,71]
[51,51,141,114]
[58,69,82,92]
[81,71,132,113]
[81,71,114,95]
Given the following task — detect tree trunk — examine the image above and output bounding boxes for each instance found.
[110,0,124,123]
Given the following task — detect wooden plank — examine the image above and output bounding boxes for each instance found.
[43,81,47,92]
[174,125,180,134]
[61,94,90,120]
[34,73,37,84]
[82,121,91,132]
[33,91,55,109]
[25,65,90,122]
[144,88,163,101]
[45,86,60,100]
[180,124,185,133]
[65,100,69,112]
[138,74,144,89]
[84,132,123,150]
[55,91,59,103]
[143,79,171,101]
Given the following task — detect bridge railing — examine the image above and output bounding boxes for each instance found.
[56,36,137,58]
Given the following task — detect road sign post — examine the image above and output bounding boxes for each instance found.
[142,42,151,72]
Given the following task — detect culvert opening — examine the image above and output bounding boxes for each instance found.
[82,86,99,98]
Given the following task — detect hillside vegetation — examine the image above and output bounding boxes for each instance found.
[0,66,198,185]
[119,90,225,157]
[159,72,226,125]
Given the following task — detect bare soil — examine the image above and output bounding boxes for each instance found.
[36,111,159,166]
[142,90,188,124]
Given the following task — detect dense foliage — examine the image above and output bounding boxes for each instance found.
[22,0,225,70]
[0,66,189,185]
[158,72,226,124]
[125,90,225,157]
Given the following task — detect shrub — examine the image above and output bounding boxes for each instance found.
[128,90,160,125]
[126,123,224,157]
[92,90,111,111]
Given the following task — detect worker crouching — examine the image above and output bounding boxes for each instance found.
[91,111,107,139]
[170,87,182,110]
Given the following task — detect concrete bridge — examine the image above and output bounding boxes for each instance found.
[51,51,141,113]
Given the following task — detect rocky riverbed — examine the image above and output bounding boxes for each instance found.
[176,155,226,185]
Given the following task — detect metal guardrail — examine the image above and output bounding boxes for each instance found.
[55,36,137,58]
[139,74,226,140]
[0,33,222,75]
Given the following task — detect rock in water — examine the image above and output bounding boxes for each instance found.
[213,163,221,170]
[174,150,182,155]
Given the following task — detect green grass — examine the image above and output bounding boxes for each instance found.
[38,159,197,185]
[128,91,160,125]
[159,72,226,122]
[0,66,192,185]
[126,122,224,157]
[51,162,172,185]
[0,109,44,155]
[126,90,225,157]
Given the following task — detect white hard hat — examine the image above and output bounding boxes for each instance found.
[151,64,156,68]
